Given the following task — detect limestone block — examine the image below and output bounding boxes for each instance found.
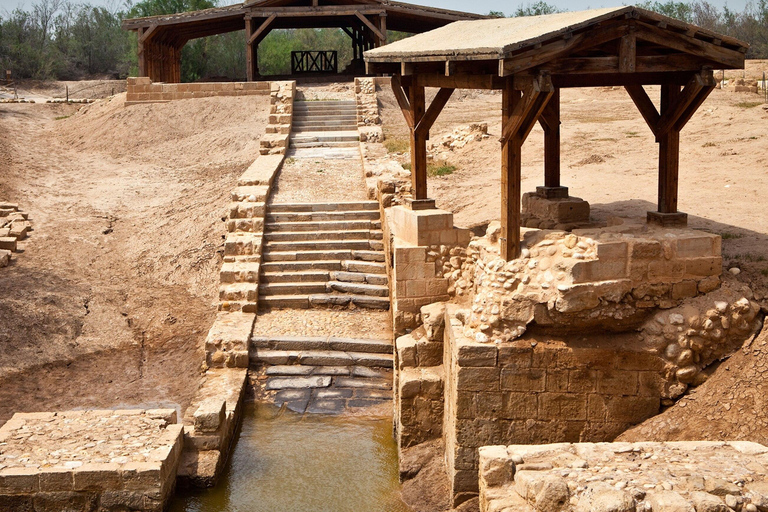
[0,467,39,493]
[457,343,498,367]
[0,237,17,251]
[456,366,500,392]
[194,399,226,434]
[0,249,10,267]
[396,334,417,368]
[38,468,74,492]
[645,490,694,512]
[421,302,446,341]
[500,368,545,392]
[73,463,122,491]
[228,201,266,219]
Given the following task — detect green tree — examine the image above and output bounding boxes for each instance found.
[513,1,561,17]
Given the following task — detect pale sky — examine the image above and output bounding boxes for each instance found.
[0,0,752,19]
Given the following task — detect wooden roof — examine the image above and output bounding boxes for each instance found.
[365,6,749,87]
[121,0,486,43]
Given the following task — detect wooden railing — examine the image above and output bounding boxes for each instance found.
[291,51,338,74]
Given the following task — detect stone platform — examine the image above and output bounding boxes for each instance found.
[0,409,183,512]
[480,441,768,512]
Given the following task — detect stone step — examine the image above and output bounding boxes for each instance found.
[218,300,258,313]
[268,201,378,213]
[259,281,328,295]
[292,115,357,123]
[285,147,360,160]
[266,210,379,223]
[261,249,385,262]
[220,261,260,283]
[331,270,388,285]
[259,293,390,310]
[251,348,393,368]
[293,119,358,127]
[219,282,259,302]
[261,260,342,273]
[327,280,389,297]
[251,336,392,354]
[264,229,383,242]
[290,141,359,149]
[264,365,390,379]
[294,102,356,111]
[265,219,379,232]
[342,260,387,274]
[293,126,359,133]
[261,270,331,283]
[263,239,376,252]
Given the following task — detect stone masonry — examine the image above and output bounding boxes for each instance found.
[0,409,182,512]
[0,202,31,268]
[479,441,768,512]
[125,77,270,105]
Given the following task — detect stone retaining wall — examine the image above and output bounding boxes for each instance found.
[125,77,270,105]
[0,202,30,268]
[479,441,768,512]
[0,409,183,512]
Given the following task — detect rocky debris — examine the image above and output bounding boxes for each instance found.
[480,441,768,512]
[727,78,759,94]
[428,123,489,162]
[0,202,31,268]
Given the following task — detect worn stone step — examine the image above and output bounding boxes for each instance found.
[331,271,388,285]
[290,141,359,149]
[268,201,378,213]
[261,270,331,283]
[265,219,378,232]
[262,249,385,262]
[264,239,374,252]
[292,112,358,119]
[266,210,379,223]
[220,261,260,283]
[293,120,358,128]
[261,260,342,272]
[251,336,392,354]
[286,147,360,160]
[259,281,328,295]
[341,260,387,274]
[219,282,259,302]
[259,293,390,310]
[264,230,382,242]
[251,348,393,367]
[294,102,356,111]
[265,376,331,390]
[327,280,388,297]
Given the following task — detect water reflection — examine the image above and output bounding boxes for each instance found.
[170,402,410,512]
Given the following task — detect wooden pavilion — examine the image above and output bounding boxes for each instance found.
[121,0,484,83]
[364,6,749,260]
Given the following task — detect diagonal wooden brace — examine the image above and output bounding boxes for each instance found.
[500,74,554,146]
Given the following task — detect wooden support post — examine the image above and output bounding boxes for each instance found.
[378,13,387,46]
[538,87,566,198]
[137,27,146,77]
[245,18,255,81]
[658,83,681,214]
[410,84,427,200]
[501,79,522,260]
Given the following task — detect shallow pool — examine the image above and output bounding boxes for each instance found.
[170,402,410,512]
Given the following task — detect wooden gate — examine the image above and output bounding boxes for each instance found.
[291,51,338,74]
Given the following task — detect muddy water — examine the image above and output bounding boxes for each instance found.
[170,402,410,512]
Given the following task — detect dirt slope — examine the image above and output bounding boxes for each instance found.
[0,92,268,422]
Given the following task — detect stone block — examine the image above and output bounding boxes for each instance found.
[597,370,638,395]
[0,467,39,493]
[120,462,162,490]
[38,468,73,492]
[73,463,122,491]
[672,280,698,299]
[194,399,226,433]
[538,393,587,421]
[604,395,659,423]
[457,343,497,367]
[416,341,443,367]
[456,367,500,392]
[0,237,17,251]
[500,368,545,392]
[648,260,685,281]
[567,368,597,393]
[675,234,720,258]
[572,260,628,283]
[684,257,722,278]
[502,392,538,420]
[630,239,662,259]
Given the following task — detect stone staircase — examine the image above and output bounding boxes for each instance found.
[251,334,393,414]
[288,100,359,159]
[259,201,390,310]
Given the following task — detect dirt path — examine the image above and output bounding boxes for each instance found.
[0,92,268,422]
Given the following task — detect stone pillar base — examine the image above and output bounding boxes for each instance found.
[536,185,569,199]
[647,210,688,227]
[405,197,436,210]
[521,191,590,229]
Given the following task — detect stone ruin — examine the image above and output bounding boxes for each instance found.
[385,198,764,506]
[0,202,31,267]
[479,441,768,512]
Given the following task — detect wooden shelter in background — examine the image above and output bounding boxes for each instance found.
[365,6,749,260]
[121,0,484,83]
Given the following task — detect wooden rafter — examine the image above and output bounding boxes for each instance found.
[634,21,743,69]
[139,23,158,43]
[355,11,385,42]
[500,74,554,145]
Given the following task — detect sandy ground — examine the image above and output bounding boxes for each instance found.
[271,156,368,203]
[0,90,268,423]
[0,79,127,102]
[378,81,768,306]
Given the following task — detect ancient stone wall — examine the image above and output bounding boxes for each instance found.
[125,77,270,104]
[0,409,182,512]
[479,441,768,512]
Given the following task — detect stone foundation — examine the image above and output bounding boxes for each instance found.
[521,190,590,230]
[479,441,768,512]
[125,77,270,105]
[0,409,183,512]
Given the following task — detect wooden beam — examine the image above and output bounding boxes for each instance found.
[618,30,636,73]
[500,22,628,76]
[390,75,413,129]
[414,88,453,138]
[634,21,744,69]
[414,73,503,90]
[139,23,158,43]
[625,84,660,137]
[500,74,553,146]
[378,13,387,45]
[673,81,715,132]
[137,27,146,76]
[501,80,522,260]
[656,72,706,136]
[245,19,254,82]
[248,14,275,45]
[409,85,428,200]
[658,84,681,214]
[355,12,385,43]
